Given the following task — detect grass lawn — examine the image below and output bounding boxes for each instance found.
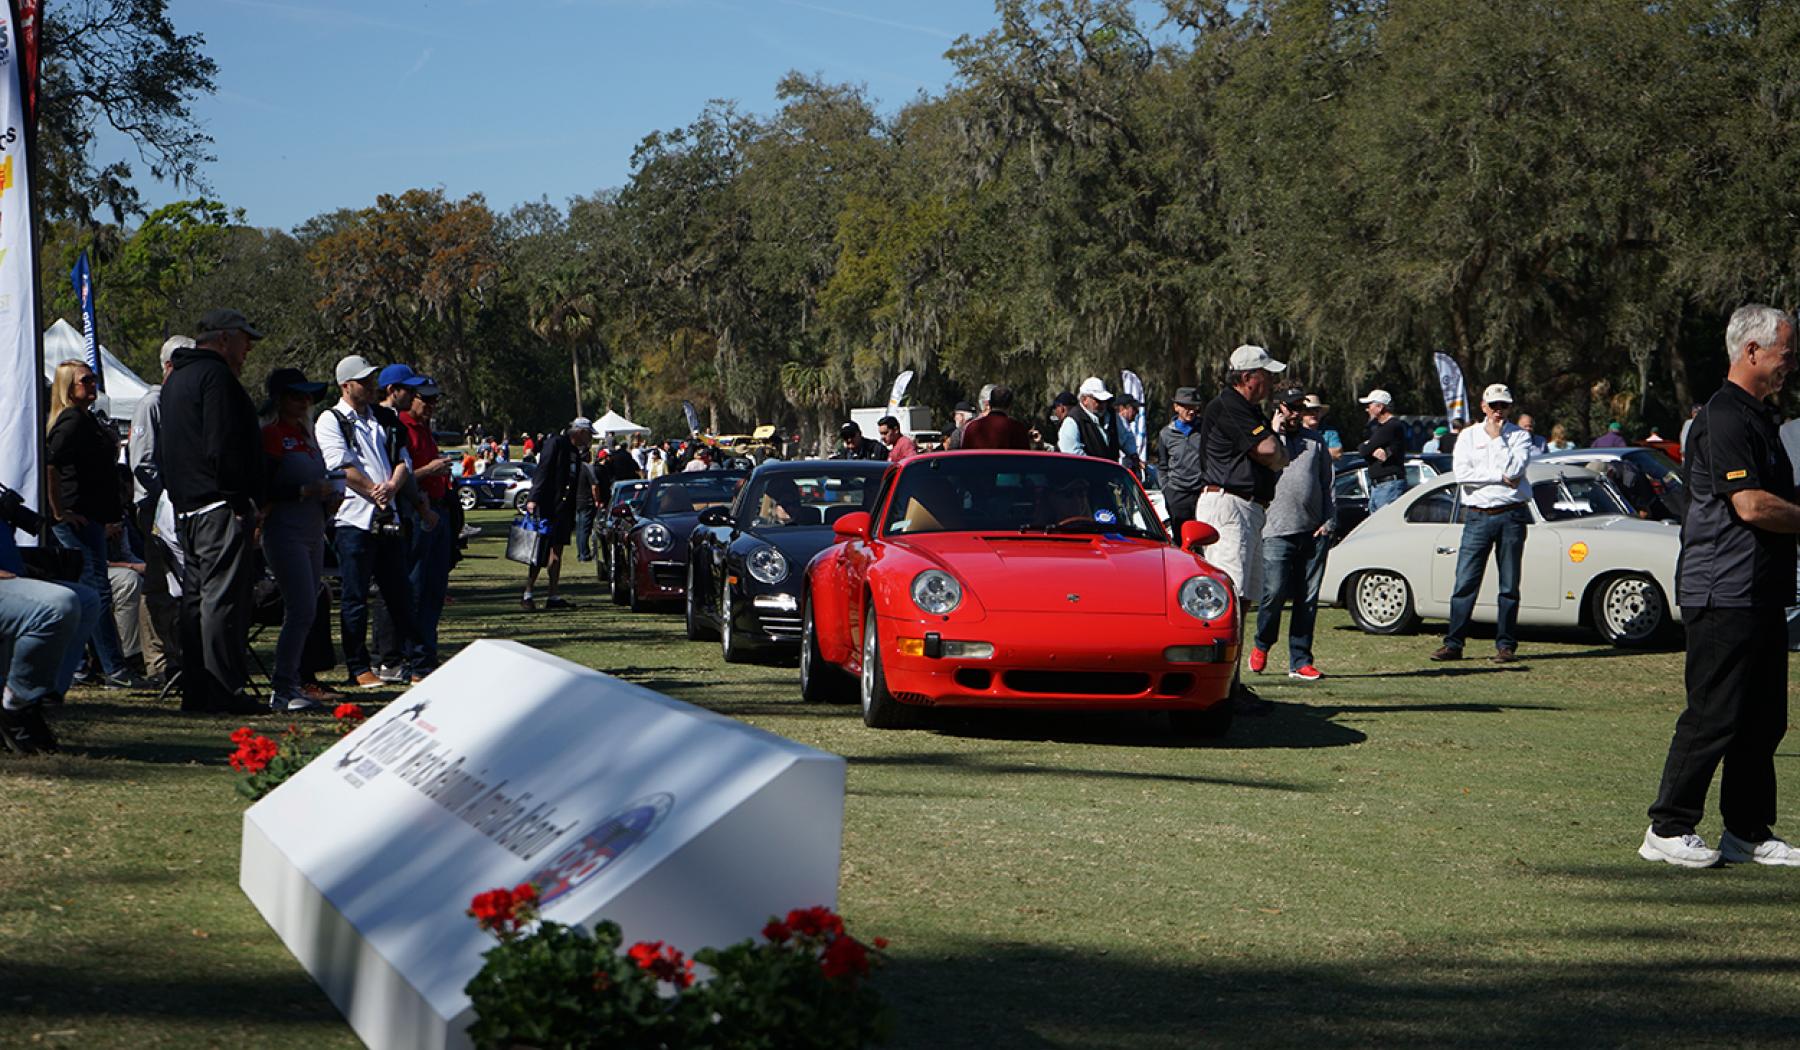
[3,507,1798,1048]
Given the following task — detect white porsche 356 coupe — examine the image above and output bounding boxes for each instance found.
[1321,461,1683,648]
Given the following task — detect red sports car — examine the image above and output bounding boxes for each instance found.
[799,451,1240,736]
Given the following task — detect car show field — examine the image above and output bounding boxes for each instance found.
[3,510,1798,1049]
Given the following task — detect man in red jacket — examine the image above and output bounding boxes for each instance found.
[958,387,1033,450]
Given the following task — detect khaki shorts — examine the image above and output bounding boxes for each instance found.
[1194,490,1266,603]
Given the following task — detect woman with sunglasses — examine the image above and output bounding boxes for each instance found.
[45,360,146,689]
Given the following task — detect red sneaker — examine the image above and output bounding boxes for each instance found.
[1247,647,1267,674]
[1288,665,1323,681]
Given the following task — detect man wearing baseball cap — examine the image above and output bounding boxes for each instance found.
[1196,344,1291,714]
[521,417,595,611]
[1057,376,1120,460]
[1432,382,1533,665]
[159,310,266,714]
[1156,387,1206,528]
[1357,388,1410,512]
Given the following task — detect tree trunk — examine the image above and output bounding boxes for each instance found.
[1661,310,1693,418]
[570,342,583,419]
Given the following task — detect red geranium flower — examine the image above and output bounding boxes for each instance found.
[628,941,695,988]
[762,919,792,944]
[785,905,845,939]
[333,703,367,723]
[819,934,870,980]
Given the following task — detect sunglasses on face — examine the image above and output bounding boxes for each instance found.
[75,374,97,386]
[1489,402,1512,411]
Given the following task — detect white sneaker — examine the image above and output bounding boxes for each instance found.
[1719,831,1800,867]
[1638,826,1721,868]
[269,690,323,713]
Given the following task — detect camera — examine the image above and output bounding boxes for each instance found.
[0,481,42,534]
[372,507,404,538]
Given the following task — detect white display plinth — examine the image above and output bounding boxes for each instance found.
[239,639,845,1050]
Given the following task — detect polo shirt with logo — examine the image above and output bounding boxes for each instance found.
[1676,380,1796,609]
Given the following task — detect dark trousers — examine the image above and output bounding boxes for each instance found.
[373,508,452,673]
[575,505,597,561]
[51,518,128,677]
[175,507,256,710]
[1442,505,1528,652]
[1649,607,1788,840]
[336,525,419,679]
[1164,489,1199,529]
[1255,531,1330,670]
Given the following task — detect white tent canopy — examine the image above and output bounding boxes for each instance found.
[43,318,153,422]
[593,409,649,442]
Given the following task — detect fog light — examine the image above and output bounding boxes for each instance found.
[897,637,926,656]
[1164,644,1223,663]
[752,594,798,611]
[940,641,995,659]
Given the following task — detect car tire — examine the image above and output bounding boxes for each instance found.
[457,487,477,512]
[1170,704,1234,739]
[1589,572,1672,648]
[513,491,529,511]
[685,562,716,641]
[1347,569,1420,635]
[860,607,922,729]
[720,583,746,663]
[799,595,852,704]
[627,558,646,614]
[608,548,627,605]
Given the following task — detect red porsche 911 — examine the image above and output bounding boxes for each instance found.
[799,451,1240,736]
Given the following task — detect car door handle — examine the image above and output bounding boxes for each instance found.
[1435,547,1457,555]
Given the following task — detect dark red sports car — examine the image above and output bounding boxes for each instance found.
[799,451,1239,736]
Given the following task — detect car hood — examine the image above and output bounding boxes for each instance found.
[889,532,1172,614]
[739,527,837,573]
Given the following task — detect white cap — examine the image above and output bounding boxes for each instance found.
[159,335,194,369]
[571,416,596,432]
[1228,344,1286,373]
[1078,376,1114,400]
[1482,383,1514,404]
[334,354,379,384]
[1358,389,1393,406]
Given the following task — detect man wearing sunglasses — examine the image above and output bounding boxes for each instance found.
[1431,383,1532,665]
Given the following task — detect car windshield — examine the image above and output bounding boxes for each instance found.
[644,475,742,516]
[611,482,648,510]
[1532,474,1634,521]
[1624,449,1683,490]
[741,470,879,529]
[880,454,1165,540]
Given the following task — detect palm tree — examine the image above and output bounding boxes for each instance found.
[527,269,600,417]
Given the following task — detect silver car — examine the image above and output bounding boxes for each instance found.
[1321,462,1682,647]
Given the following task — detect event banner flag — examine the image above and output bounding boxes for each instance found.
[71,250,103,389]
[1433,351,1469,425]
[886,370,914,412]
[681,399,701,437]
[14,0,33,124]
[0,3,39,546]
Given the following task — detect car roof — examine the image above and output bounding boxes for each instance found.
[1414,461,1617,489]
[749,459,890,477]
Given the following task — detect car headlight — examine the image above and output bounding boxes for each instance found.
[1177,575,1231,622]
[911,569,962,615]
[747,545,788,584]
[642,523,672,552]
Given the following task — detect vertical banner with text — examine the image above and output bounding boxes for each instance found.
[1433,351,1469,426]
[0,3,38,546]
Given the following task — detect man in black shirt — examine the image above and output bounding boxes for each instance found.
[1642,304,1800,869]
[831,422,885,461]
[1356,388,1410,512]
[159,309,265,715]
[1195,345,1292,714]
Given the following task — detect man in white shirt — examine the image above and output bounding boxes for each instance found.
[314,354,423,689]
[1057,377,1119,459]
[1432,383,1534,664]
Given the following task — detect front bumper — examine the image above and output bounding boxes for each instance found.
[873,610,1236,711]
[725,591,803,649]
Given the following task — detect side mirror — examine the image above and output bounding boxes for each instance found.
[1179,520,1218,552]
[698,505,733,528]
[832,511,872,541]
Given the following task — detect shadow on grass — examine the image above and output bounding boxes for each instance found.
[0,961,344,1031]
[922,704,1366,750]
[850,749,1316,792]
[881,941,1800,1049]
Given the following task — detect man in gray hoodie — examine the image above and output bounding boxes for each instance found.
[1249,385,1336,681]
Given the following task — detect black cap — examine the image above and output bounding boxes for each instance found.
[265,367,326,401]
[1172,386,1203,407]
[839,422,861,439]
[1051,391,1078,408]
[1115,396,1140,409]
[197,308,263,339]
[1275,384,1307,406]
[954,400,976,414]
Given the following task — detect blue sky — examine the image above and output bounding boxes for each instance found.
[100,0,1158,231]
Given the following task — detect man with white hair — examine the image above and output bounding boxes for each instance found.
[1430,383,1532,665]
[1058,377,1119,460]
[1642,304,1800,869]
[126,334,192,686]
[1196,345,1291,714]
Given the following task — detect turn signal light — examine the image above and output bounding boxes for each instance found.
[897,637,926,656]
[1164,644,1224,663]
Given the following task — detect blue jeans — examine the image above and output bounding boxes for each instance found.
[0,575,90,704]
[335,525,420,679]
[1255,531,1330,670]
[52,519,128,676]
[575,506,597,561]
[1368,477,1409,513]
[409,512,453,672]
[1443,505,1529,652]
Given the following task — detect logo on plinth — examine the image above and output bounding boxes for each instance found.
[529,792,675,905]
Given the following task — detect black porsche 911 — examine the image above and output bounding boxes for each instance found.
[684,460,890,662]
[612,471,748,612]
